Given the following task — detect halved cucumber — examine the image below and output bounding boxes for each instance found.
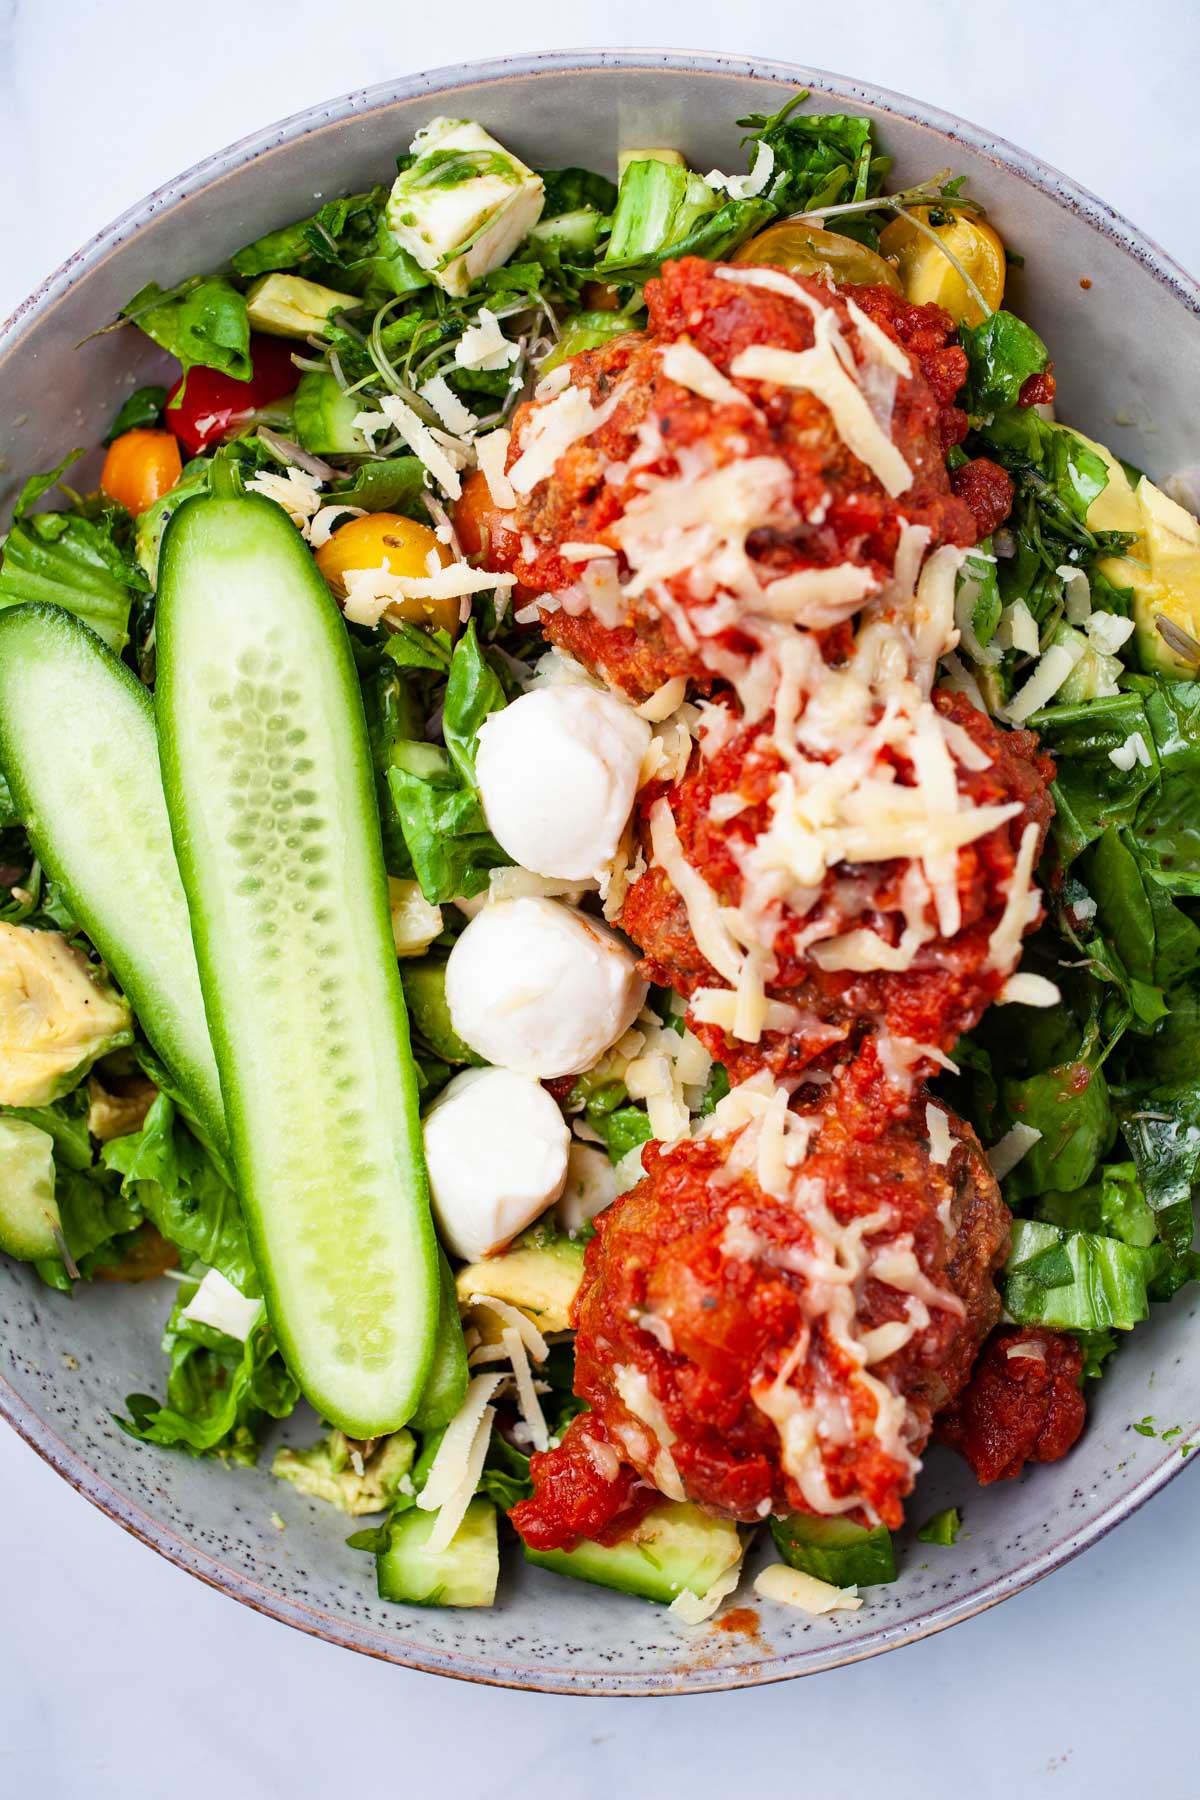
[156,490,439,1435]
[0,604,227,1156]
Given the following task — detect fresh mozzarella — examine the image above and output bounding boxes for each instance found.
[180,1269,263,1343]
[445,897,647,1077]
[422,1067,571,1260]
[475,687,651,881]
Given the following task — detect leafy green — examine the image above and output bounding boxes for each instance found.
[34,1165,142,1292]
[231,191,383,280]
[1037,693,1160,866]
[1035,1161,1158,1247]
[738,92,888,232]
[539,167,618,217]
[959,311,1049,418]
[102,1093,258,1294]
[1002,1218,1163,1332]
[105,385,169,442]
[119,1296,298,1463]
[567,1076,652,1164]
[442,621,507,786]
[329,457,430,517]
[598,187,774,283]
[0,491,149,654]
[4,1087,93,1171]
[11,449,85,517]
[916,1507,961,1546]
[987,1016,1117,1201]
[387,753,509,902]
[1112,982,1200,1255]
[122,277,252,381]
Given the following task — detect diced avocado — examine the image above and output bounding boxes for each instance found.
[273,1427,415,1515]
[616,146,686,177]
[770,1513,896,1587]
[455,1224,586,1332]
[244,273,359,340]
[293,370,370,456]
[524,1501,742,1606]
[1080,431,1200,675]
[376,1496,499,1606]
[0,1116,61,1261]
[400,957,483,1064]
[0,923,133,1107]
[386,117,545,298]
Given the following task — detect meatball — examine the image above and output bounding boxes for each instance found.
[506,257,977,702]
[509,1075,1010,1548]
[620,687,1055,1087]
[937,1326,1087,1482]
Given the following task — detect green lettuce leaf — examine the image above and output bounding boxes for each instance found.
[122,277,252,381]
[0,501,148,653]
[1002,1218,1164,1332]
[959,311,1049,417]
[105,386,168,442]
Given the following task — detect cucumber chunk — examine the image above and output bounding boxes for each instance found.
[156,490,439,1436]
[770,1513,896,1587]
[0,603,227,1155]
[409,1249,469,1432]
[0,1116,60,1260]
[376,1496,499,1607]
[524,1501,742,1605]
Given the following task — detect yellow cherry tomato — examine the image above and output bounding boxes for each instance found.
[100,429,182,516]
[314,511,458,633]
[877,207,1006,327]
[734,221,902,292]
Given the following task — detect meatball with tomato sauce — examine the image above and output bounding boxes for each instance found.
[510,1074,1010,1547]
[619,686,1055,1088]
[936,1325,1087,1482]
[500,257,979,703]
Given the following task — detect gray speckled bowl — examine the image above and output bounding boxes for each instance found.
[2,50,1198,1695]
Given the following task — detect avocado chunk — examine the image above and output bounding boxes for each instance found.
[293,370,370,456]
[400,956,483,1064]
[524,1501,742,1606]
[1081,432,1200,675]
[770,1513,896,1587]
[0,922,133,1107]
[455,1224,586,1333]
[0,1116,60,1261]
[376,1496,499,1606]
[244,273,359,340]
[273,1428,415,1516]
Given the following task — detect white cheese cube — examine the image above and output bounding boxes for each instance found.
[180,1269,264,1344]
[422,1066,570,1260]
[445,897,647,1079]
[387,117,545,298]
[475,686,650,882]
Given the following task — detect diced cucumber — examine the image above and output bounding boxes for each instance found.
[293,371,370,457]
[376,1496,499,1606]
[400,958,485,1065]
[0,1116,60,1260]
[156,489,439,1436]
[0,604,227,1156]
[523,1501,742,1605]
[770,1513,896,1587]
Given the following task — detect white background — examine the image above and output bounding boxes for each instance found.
[2,3,1198,1795]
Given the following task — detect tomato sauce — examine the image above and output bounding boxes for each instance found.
[936,1327,1087,1481]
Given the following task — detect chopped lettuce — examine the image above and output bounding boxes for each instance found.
[1002,1218,1163,1333]
[121,276,252,381]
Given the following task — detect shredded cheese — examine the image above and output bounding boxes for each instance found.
[753,1563,862,1614]
[925,1103,953,1165]
[987,1122,1042,1180]
[475,428,517,509]
[669,1560,743,1624]
[419,373,480,438]
[355,394,468,500]
[660,339,753,409]
[996,972,1061,1007]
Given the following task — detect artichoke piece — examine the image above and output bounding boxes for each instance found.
[0,922,133,1107]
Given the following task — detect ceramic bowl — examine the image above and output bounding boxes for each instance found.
[1,50,1198,1695]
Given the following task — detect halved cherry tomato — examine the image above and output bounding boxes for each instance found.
[877,208,1006,327]
[315,512,458,632]
[580,280,623,312]
[100,429,182,515]
[453,468,523,571]
[735,221,903,292]
[165,335,298,456]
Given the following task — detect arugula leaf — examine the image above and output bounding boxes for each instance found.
[105,386,168,442]
[329,457,429,517]
[11,449,85,517]
[540,167,618,216]
[0,501,148,654]
[102,1093,258,1294]
[959,312,1049,417]
[442,621,507,786]
[992,1019,1117,1201]
[738,92,887,230]
[119,1298,297,1464]
[34,1165,142,1292]
[1112,982,1200,1255]
[122,277,252,381]
[1036,694,1160,865]
[231,191,383,280]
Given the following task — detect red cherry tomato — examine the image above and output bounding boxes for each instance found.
[165,335,298,456]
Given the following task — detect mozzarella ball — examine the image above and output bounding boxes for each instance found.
[475,685,650,881]
[445,896,648,1078]
[423,1066,570,1261]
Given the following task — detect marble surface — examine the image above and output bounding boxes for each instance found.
[1,2,1198,1793]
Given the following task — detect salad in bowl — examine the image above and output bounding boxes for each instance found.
[1,89,1198,1628]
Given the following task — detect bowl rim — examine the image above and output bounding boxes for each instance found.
[1,46,1197,1696]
